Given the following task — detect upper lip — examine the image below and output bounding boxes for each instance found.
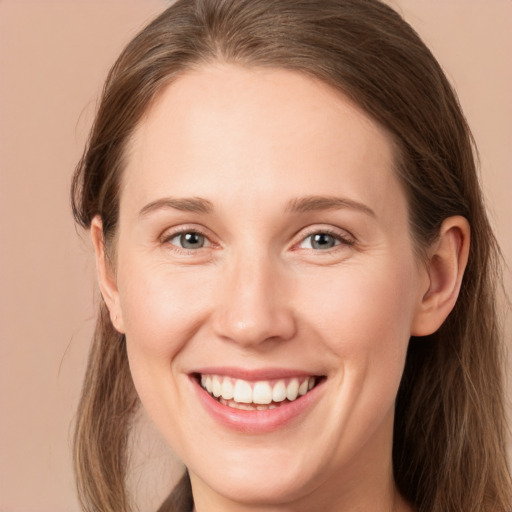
[191,366,320,381]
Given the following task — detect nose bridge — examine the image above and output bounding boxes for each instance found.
[213,245,295,346]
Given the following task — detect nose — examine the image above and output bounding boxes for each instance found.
[212,253,297,348]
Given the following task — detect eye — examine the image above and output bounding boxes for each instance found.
[300,233,339,250]
[298,231,353,250]
[169,231,208,250]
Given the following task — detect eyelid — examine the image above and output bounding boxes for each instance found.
[170,232,211,249]
[159,224,218,251]
[158,223,355,254]
[292,225,355,250]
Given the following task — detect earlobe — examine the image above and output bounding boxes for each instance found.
[411,216,470,337]
[90,216,125,333]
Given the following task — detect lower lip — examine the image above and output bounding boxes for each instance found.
[191,376,324,433]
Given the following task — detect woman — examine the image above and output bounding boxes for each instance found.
[71,0,511,511]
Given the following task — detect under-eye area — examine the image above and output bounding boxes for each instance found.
[194,374,326,411]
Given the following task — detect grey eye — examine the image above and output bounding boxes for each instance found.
[172,232,206,249]
[300,233,340,250]
[311,233,338,249]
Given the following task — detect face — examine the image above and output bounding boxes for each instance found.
[105,64,430,509]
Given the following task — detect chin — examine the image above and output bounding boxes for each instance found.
[193,465,316,507]
[185,439,331,507]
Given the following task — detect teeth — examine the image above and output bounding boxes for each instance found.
[212,378,222,397]
[253,381,273,404]
[298,379,309,396]
[286,378,299,401]
[201,374,318,405]
[272,380,287,402]
[232,402,254,410]
[221,378,234,400]
[233,379,253,403]
[205,376,212,394]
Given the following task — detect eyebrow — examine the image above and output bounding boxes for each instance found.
[285,195,375,217]
[138,194,375,218]
[138,197,214,217]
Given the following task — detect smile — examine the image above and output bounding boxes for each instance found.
[190,368,326,432]
[200,374,317,410]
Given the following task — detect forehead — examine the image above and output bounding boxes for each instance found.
[121,63,404,222]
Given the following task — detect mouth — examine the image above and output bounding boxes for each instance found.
[193,373,324,412]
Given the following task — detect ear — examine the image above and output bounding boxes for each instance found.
[411,216,470,336]
[90,215,125,333]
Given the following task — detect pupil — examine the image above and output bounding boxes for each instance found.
[181,232,203,249]
[312,233,335,249]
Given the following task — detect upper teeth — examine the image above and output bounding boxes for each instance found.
[200,375,316,405]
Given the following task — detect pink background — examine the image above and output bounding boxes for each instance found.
[0,1,510,511]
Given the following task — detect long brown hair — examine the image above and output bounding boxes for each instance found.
[71,1,511,510]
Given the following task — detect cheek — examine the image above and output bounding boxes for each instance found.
[116,259,215,436]
[302,257,418,381]
[300,259,419,452]
[115,258,214,418]
[118,257,210,354]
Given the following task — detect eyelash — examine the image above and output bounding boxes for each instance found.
[160,226,355,254]
[160,227,213,254]
[296,228,355,251]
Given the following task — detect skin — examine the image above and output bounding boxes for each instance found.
[92,64,469,512]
